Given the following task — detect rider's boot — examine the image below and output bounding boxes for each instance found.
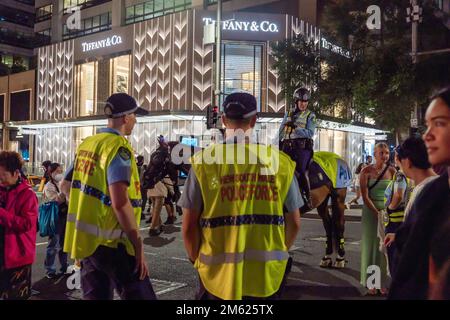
[299,171,313,213]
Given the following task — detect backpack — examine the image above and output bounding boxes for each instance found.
[38,201,59,237]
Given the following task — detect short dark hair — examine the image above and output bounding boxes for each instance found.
[431,86,450,109]
[48,162,61,175]
[395,136,431,169]
[355,163,365,174]
[136,155,144,162]
[42,160,52,169]
[0,151,24,174]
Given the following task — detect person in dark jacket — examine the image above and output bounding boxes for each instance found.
[388,87,450,299]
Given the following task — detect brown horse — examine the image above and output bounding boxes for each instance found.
[304,152,351,268]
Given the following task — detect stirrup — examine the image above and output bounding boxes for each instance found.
[319,256,332,268]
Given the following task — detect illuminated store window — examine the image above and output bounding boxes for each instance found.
[75,61,97,116]
[111,55,131,94]
[220,43,263,110]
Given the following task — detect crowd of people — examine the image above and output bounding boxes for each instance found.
[0,87,448,300]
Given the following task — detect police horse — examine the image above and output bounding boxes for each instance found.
[303,151,352,268]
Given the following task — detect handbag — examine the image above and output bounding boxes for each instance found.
[38,201,59,237]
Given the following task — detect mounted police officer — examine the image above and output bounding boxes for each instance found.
[61,93,156,300]
[278,87,317,211]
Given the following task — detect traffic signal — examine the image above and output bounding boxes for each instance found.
[206,105,213,129]
[206,105,219,129]
[212,106,219,127]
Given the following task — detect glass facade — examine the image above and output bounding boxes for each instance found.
[63,0,111,13]
[111,55,131,94]
[220,43,263,110]
[36,4,53,22]
[75,61,97,116]
[125,0,191,24]
[74,54,131,116]
[63,12,111,40]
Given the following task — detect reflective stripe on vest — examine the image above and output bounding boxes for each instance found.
[199,249,290,265]
[67,213,125,240]
[200,214,285,228]
[72,180,142,208]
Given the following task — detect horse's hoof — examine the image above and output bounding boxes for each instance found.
[319,256,332,268]
[333,257,347,269]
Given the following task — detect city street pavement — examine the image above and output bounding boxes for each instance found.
[29,202,385,300]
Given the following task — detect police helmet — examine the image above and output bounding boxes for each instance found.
[293,87,310,102]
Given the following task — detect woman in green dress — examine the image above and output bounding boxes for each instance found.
[359,143,396,295]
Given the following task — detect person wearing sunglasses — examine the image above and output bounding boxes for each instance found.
[278,87,317,211]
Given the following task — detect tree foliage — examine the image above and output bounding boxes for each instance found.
[270,34,321,111]
[271,0,450,135]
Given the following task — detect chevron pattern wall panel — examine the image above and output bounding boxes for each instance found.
[191,11,213,111]
[266,45,285,113]
[290,16,320,44]
[37,40,74,120]
[35,127,75,168]
[133,11,192,112]
[172,11,190,111]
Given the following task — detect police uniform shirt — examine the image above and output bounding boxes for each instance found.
[64,128,132,186]
[178,135,304,213]
[279,110,317,140]
[384,172,408,209]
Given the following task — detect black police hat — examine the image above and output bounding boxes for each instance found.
[104,93,149,118]
[222,92,257,120]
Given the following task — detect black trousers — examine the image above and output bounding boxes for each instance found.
[81,244,156,300]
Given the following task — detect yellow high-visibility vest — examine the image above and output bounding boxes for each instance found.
[283,110,311,136]
[64,132,142,260]
[383,171,413,226]
[191,143,296,300]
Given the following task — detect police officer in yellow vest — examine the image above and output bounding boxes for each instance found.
[179,92,302,300]
[279,87,317,212]
[61,93,156,300]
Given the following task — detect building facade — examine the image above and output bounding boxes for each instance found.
[10,3,386,174]
[0,0,41,75]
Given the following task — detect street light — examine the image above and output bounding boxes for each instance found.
[406,0,423,135]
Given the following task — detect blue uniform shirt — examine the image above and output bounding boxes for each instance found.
[64,128,132,186]
[278,110,317,140]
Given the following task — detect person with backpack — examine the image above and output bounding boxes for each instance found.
[42,163,68,278]
[0,151,38,300]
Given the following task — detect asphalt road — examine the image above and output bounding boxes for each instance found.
[29,206,385,300]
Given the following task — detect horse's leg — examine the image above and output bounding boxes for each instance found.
[331,188,347,268]
[317,194,333,268]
